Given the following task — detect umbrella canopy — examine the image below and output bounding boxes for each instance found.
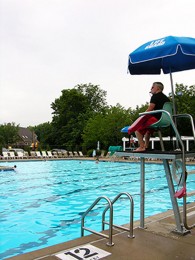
[128,36,195,114]
[121,126,129,133]
[128,36,195,75]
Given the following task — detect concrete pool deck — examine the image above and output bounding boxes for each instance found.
[7,202,195,260]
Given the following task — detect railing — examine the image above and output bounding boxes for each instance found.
[81,196,114,246]
[102,192,135,238]
[174,114,195,144]
[81,192,135,246]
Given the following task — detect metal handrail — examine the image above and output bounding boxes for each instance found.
[102,192,135,238]
[81,196,114,246]
[173,113,195,143]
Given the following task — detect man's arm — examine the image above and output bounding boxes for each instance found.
[146,103,155,112]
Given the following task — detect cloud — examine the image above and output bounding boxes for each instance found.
[0,0,195,126]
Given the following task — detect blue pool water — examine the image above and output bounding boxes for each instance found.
[0,160,195,259]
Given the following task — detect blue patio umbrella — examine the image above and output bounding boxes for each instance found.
[121,126,130,133]
[128,36,195,114]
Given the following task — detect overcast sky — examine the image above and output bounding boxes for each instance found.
[0,0,195,127]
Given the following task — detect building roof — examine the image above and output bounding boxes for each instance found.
[18,127,37,145]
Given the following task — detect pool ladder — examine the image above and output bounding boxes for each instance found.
[81,192,135,246]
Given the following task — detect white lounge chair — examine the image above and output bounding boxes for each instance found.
[35,151,42,158]
[57,151,63,158]
[23,151,29,159]
[62,151,68,157]
[30,151,36,158]
[78,151,84,157]
[52,151,58,158]
[68,151,74,157]
[2,152,9,160]
[17,151,24,159]
[73,151,79,157]
[47,151,54,158]
[41,151,48,158]
[9,151,16,159]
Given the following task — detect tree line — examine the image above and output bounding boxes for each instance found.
[0,83,194,154]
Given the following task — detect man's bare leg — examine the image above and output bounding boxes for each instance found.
[144,132,151,149]
[135,131,145,151]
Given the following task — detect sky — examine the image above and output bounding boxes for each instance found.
[0,0,195,127]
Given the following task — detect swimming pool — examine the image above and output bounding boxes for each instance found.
[0,160,195,259]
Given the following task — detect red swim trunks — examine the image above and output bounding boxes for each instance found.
[128,115,158,135]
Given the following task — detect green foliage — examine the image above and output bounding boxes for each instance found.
[32,122,54,149]
[174,84,195,136]
[0,123,19,149]
[76,83,108,113]
[82,104,133,150]
[50,83,108,149]
[175,84,195,117]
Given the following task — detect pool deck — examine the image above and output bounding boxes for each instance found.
[7,202,195,260]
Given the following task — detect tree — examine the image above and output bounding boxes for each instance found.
[175,84,195,117]
[82,104,133,150]
[76,83,108,113]
[0,123,19,149]
[50,84,108,149]
[32,122,54,150]
[174,84,195,136]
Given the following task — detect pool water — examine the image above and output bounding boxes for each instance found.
[0,160,194,259]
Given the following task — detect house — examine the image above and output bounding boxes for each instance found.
[16,127,38,148]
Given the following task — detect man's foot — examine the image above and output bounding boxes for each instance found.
[133,147,146,152]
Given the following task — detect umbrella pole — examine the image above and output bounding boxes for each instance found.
[170,71,179,149]
[170,71,176,116]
